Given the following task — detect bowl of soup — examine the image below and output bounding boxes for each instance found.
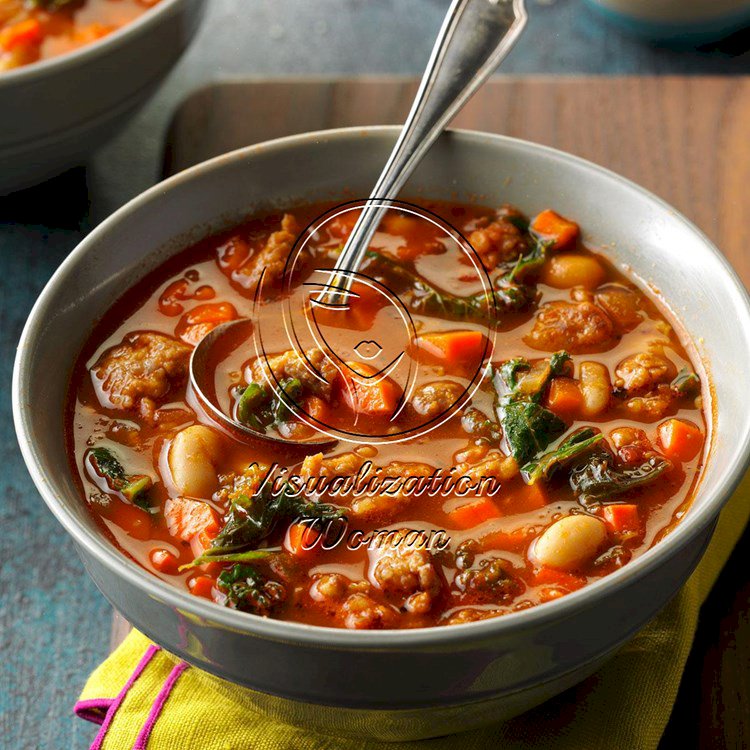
[0,0,206,194]
[13,127,750,740]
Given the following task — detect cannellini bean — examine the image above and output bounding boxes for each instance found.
[579,361,611,417]
[532,515,607,571]
[541,254,605,289]
[168,425,224,498]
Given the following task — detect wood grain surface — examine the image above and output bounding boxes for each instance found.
[149,77,748,748]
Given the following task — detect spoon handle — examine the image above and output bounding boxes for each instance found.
[323,0,527,302]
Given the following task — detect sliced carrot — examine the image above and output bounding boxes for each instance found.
[530,209,580,251]
[150,548,179,575]
[165,497,220,543]
[657,418,704,462]
[0,19,43,51]
[533,566,586,591]
[546,377,583,416]
[284,522,323,559]
[339,361,402,416]
[176,302,237,346]
[447,497,502,530]
[412,330,488,368]
[188,575,215,599]
[602,504,641,535]
[300,395,329,424]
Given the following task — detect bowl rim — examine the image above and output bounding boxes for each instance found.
[13,125,750,649]
[0,0,187,86]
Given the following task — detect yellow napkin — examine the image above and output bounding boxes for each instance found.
[77,473,750,750]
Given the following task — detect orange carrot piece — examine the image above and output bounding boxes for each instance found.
[413,330,488,367]
[150,548,180,575]
[165,497,220,543]
[657,418,704,462]
[284,522,323,559]
[602,504,641,534]
[480,527,535,553]
[176,302,237,345]
[188,575,215,599]
[447,497,502,530]
[1,19,43,51]
[546,377,583,416]
[339,362,402,416]
[499,482,548,514]
[531,209,580,251]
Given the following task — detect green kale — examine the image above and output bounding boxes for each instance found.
[521,427,604,483]
[217,563,286,615]
[88,447,154,511]
[671,366,700,397]
[492,352,571,467]
[504,237,555,284]
[569,450,672,506]
[200,483,344,560]
[235,378,305,433]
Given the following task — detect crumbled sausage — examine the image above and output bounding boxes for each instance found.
[340,593,398,629]
[310,573,350,603]
[92,332,190,419]
[373,535,442,613]
[411,381,464,418]
[609,426,656,465]
[615,351,677,394]
[625,385,674,420]
[253,347,338,401]
[443,607,502,625]
[468,217,527,270]
[454,451,519,484]
[594,285,644,332]
[453,557,524,604]
[351,461,435,521]
[525,301,617,353]
[235,214,298,293]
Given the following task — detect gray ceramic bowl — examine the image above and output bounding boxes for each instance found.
[13,127,750,741]
[0,0,206,195]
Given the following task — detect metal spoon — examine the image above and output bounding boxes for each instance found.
[191,0,528,446]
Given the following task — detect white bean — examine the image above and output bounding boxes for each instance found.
[531,514,607,571]
[579,361,611,417]
[168,425,224,498]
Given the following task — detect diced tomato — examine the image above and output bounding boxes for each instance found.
[150,548,180,575]
[188,575,215,599]
[284,522,323,559]
[546,377,583,416]
[175,302,237,346]
[412,330,489,368]
[530,209,580,251]
[165,497,220,544]
[300,395,329,424]
[657,418,704,462]
[447,497,502,529]
[338,362,402,416]
[216,235,251,273]
[602,504,641,535]
[533,566,586,591]
[0,19,43,51]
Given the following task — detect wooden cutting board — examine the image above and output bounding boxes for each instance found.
[112,77,750,749]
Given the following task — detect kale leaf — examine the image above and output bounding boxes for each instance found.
[88,447,154,510]
[199,482,344,561]
[217,563,286,615]
[492,352,570,466]
[569,450,672,506]
[521,427,604,483]
[235,377,304,433]
[671,366,700,397]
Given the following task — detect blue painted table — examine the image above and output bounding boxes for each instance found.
[2,1,750,748]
